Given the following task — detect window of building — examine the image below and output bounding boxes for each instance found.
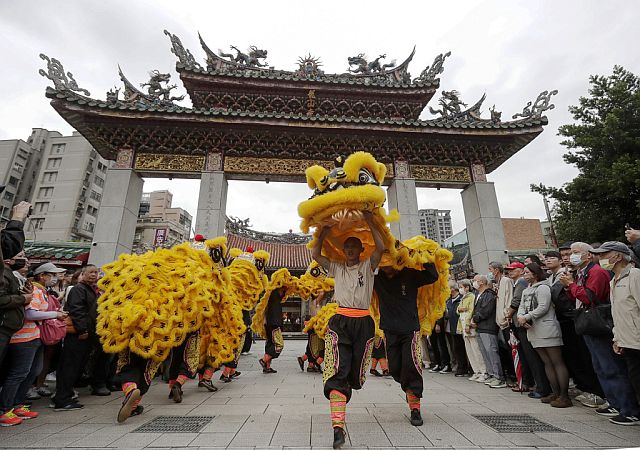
[42,171,58,183]
[39,187,54,198]
[97,162,107,172]
[32,218,45,230]
[51,144,66,154]
[8,176,19,187]
[87,205,98,217]
[12,162,24,173]
[83,222,95,232]
[3,191,14,202]
[90,190,102,202]
[35,202,49,214]
[94,176,105,188]
[46,158,62,169]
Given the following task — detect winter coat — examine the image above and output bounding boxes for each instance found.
[472,288,498,335]
[518,281,562,348]
[611,266,640,351]
[0,266,25,338]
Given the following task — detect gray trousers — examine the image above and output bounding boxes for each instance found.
[477,332,504,381]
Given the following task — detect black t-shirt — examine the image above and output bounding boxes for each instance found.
[265,289,283,327]
[373,263,439,334]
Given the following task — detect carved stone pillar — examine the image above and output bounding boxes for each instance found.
[195,151,227,238]
[387,160,420,240]
[90,150,143,266]
[461,179,508,274]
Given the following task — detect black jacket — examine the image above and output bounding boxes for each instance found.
[1,220,25,260]
[0,266,25,338]
[472,288,498,335]
[374,263,439,334]
[64,282,98,335]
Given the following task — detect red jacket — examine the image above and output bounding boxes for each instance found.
[567,262,611,306]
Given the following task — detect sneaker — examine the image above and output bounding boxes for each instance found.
[170,384,183,403]
[263,367,277,374]
[72,390,79,401]
[428,365,442,373]
[595,406,619,417]
[130,404,144,417]
[489,379,507,389]
[550,397,573,408]
[410,408,423,426]
[45,372,57,382]
[454,372,467,377]
[0,409,22,427]
[439,365,452,374]
[483,376,496,385]
[370,369,382,377]
[91,386,111,396]
[468,373,480,381]
[26,387,41,401]
[219,374,232,383]
[609,414,640,426]
[528,391,544,399]
[258,358,267,370]
[332,426,346,449]
[198,379,218,392]
[53,403,84,411]
[117,388,141,423]
[298,356,305,371]
[36,386,52,397]
[578,392,606,408]
[13,405,39,419]
[476,374,491,383]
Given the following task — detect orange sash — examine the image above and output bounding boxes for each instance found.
[336,306,370,318]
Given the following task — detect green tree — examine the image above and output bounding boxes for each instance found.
[532,66,640,243]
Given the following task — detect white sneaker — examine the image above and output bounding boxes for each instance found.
[468,373,479,381]
[26,387,41,400]
[45,372,57,382]
[579,393,606,408]
[489,379,507,389]
[477,374,491,383]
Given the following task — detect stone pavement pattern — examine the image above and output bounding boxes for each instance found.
[1,340,639,449]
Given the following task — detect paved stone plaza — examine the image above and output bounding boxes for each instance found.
[1,340,639,449]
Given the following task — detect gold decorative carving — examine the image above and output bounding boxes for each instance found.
[115,147,134,169]
[410,165,471,183]
[306,89,316,116]
[224,156,394,178]
[134,154,205,172]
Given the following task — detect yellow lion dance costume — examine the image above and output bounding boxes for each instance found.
[199,247,270,370]
[97,238,230,363]
[297,151,452,337]
[251,267,300,338]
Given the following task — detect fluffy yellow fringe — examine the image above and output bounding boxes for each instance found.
[297,261,335,301]
[251,268,300,338]
[302,303,338,338]
[97,240,231,362]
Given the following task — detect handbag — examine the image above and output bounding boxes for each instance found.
[37,293,67,345]
[574,288,613,336]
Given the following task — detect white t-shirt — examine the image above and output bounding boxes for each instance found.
[328,259,375,310]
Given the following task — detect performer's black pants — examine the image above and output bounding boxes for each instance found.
[115,352,154,395]
[241,329,253,353]
[225,334,246,369]
[305,330,324,365]
[169,332,199,380]
[371,337,387,361]
[323,314,375,402]
[386,331,423,397]
[264,325,284,359]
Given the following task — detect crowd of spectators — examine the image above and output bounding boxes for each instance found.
[425,231,640,426]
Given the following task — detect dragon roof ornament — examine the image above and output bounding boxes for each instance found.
[414,51,451,83]
[39,53,90,97]
[429,91,503,124]
[164,30,202,70]
[512,90,558,119]
[116,66,185,108]
[226,216,311,245]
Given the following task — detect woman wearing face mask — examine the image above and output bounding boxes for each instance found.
[517,263,571,408]
[0,262,67,424]
[457,279,487,382]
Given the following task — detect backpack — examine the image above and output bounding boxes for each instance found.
[37,293,67,345]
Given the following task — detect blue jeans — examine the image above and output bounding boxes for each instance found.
[583,334,640,417]
[0,339,43,412]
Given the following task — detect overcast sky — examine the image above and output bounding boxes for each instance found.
[1,1,638,234]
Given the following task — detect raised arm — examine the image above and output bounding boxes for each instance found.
[312,226,331,270]
[363,211,384,270]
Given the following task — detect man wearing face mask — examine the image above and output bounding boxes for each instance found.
[491,261,516,385]
[589,241,640,425]
[560,242,637,422]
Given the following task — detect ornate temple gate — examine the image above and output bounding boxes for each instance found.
[39,32,555,273]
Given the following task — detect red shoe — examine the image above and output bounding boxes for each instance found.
[0,409,23,426]
[13,405,39,420]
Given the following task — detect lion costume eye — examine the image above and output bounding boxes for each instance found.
[255,259,264,271]
[310,267,320,277]
[357,168,375,184]
[210,247,222,263]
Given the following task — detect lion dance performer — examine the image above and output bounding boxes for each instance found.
[372,236,452,426]
[97,237,232,423]
[251,268,299,373]
[369,336,389,377]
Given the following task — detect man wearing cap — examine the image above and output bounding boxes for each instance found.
[545,251,604,408]
[591,241,640,425]
[53,264,101,411]
[560,242,638,424]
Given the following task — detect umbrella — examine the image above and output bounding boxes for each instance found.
[509,330,523,393]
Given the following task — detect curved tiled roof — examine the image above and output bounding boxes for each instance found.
[226,232,311,271]
[46,87,547,131]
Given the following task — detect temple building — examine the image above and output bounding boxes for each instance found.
[39,31,555,273]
